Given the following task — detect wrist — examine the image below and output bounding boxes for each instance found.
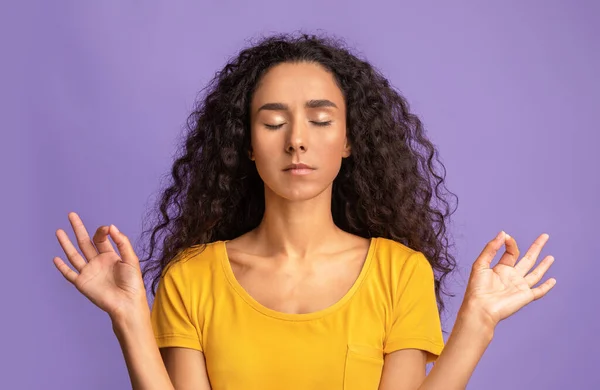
[110,303,151,337]
[457,299,496,340]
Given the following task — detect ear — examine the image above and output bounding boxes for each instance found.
[248,149,255,161]
[342,138,351,158]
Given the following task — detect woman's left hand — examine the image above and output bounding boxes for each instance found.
[463,231,557,329]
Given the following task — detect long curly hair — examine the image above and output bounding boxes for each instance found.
[138,31,458,326]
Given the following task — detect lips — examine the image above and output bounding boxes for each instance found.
[284,163,315,171]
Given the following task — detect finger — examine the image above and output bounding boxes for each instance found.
[55,228,87,272]
[93,225,117,254]
[497,233,520,267]
[473,231,506,271]
[108,225,139,267]
[67,212,98,261]
[524,255,555,287]
[515,233,550,277]
[531,277,557,301]
[53,256,78,284]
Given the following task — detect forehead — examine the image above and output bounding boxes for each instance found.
[251,62,345,110]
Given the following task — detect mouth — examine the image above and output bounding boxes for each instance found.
[284,163,314,170]
[283,163,316,175]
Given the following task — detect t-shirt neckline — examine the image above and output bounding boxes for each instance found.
[219,237,378,321]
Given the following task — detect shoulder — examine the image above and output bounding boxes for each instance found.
[372,237,422,268]
[373,237,416,258]
[371,237,434,285]
[160,241,226,283]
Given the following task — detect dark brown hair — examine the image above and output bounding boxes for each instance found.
[138,31,458,328]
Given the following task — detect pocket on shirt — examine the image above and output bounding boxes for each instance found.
[343,344,384,390]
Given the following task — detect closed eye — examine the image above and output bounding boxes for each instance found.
[263,121,332,130]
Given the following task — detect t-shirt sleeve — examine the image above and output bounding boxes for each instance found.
[383,251,445,363]
[150,262,203,351]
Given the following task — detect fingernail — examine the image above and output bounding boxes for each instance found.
[505,233,511,239]
[111,224,119,233]
[496,231,505,240]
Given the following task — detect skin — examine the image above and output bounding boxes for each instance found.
[53,61,556,390]
[231,60,431,387]
[227,61,370,316]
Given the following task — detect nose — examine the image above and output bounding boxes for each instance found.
[285,121,307,154]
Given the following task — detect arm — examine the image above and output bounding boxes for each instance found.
[52,215,210,390]
[380,231,555,390]
[416,302,493,390]
[417,231,555,389]
[112,306,176,390]
[378,303,491,390]
[378,349,427,390]
[159,348,211,390]
[112,306,212,390]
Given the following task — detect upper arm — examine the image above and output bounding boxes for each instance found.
[160,347,211,390]
[378,349,428,390]
[378,251,444,390]
[383,251,444,361]
[151,259,210,389]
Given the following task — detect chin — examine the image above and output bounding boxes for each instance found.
[268,183,330,202]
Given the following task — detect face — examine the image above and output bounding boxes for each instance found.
[249,61,351,201]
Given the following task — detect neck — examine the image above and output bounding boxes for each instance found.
[252,184,343,260]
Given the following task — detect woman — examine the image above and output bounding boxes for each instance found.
[53,32,556,390]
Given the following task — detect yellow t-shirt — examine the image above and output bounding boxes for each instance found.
[151,237,445,390]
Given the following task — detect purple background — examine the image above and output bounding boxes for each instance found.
[3,1,597,389]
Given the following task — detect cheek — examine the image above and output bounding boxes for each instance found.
[251,139,280,179]
[252,142,279,169]
[250,131,275,158]
[312,134,346,178]
[316,128,348,156]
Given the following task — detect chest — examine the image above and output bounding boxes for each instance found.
[202,313,385,390]
[228,247,368,315]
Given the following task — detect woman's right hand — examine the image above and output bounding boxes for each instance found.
[53,212,148,322]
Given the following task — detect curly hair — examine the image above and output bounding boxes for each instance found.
[138,31,458,328]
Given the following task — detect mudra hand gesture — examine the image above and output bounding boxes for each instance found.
[464,231,556,328]
[53,212,147,321]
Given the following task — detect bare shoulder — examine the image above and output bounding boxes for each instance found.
[341,232,371,251]
[224,231,255,254]
[223,231,261,269]
[160,347,211,390]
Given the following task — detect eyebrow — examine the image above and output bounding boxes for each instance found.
[256,99,338,113]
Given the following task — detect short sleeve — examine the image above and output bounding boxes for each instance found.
[383,251,445,363]
[150,262,203,351]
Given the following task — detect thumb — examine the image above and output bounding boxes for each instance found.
[109,225,139,268]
